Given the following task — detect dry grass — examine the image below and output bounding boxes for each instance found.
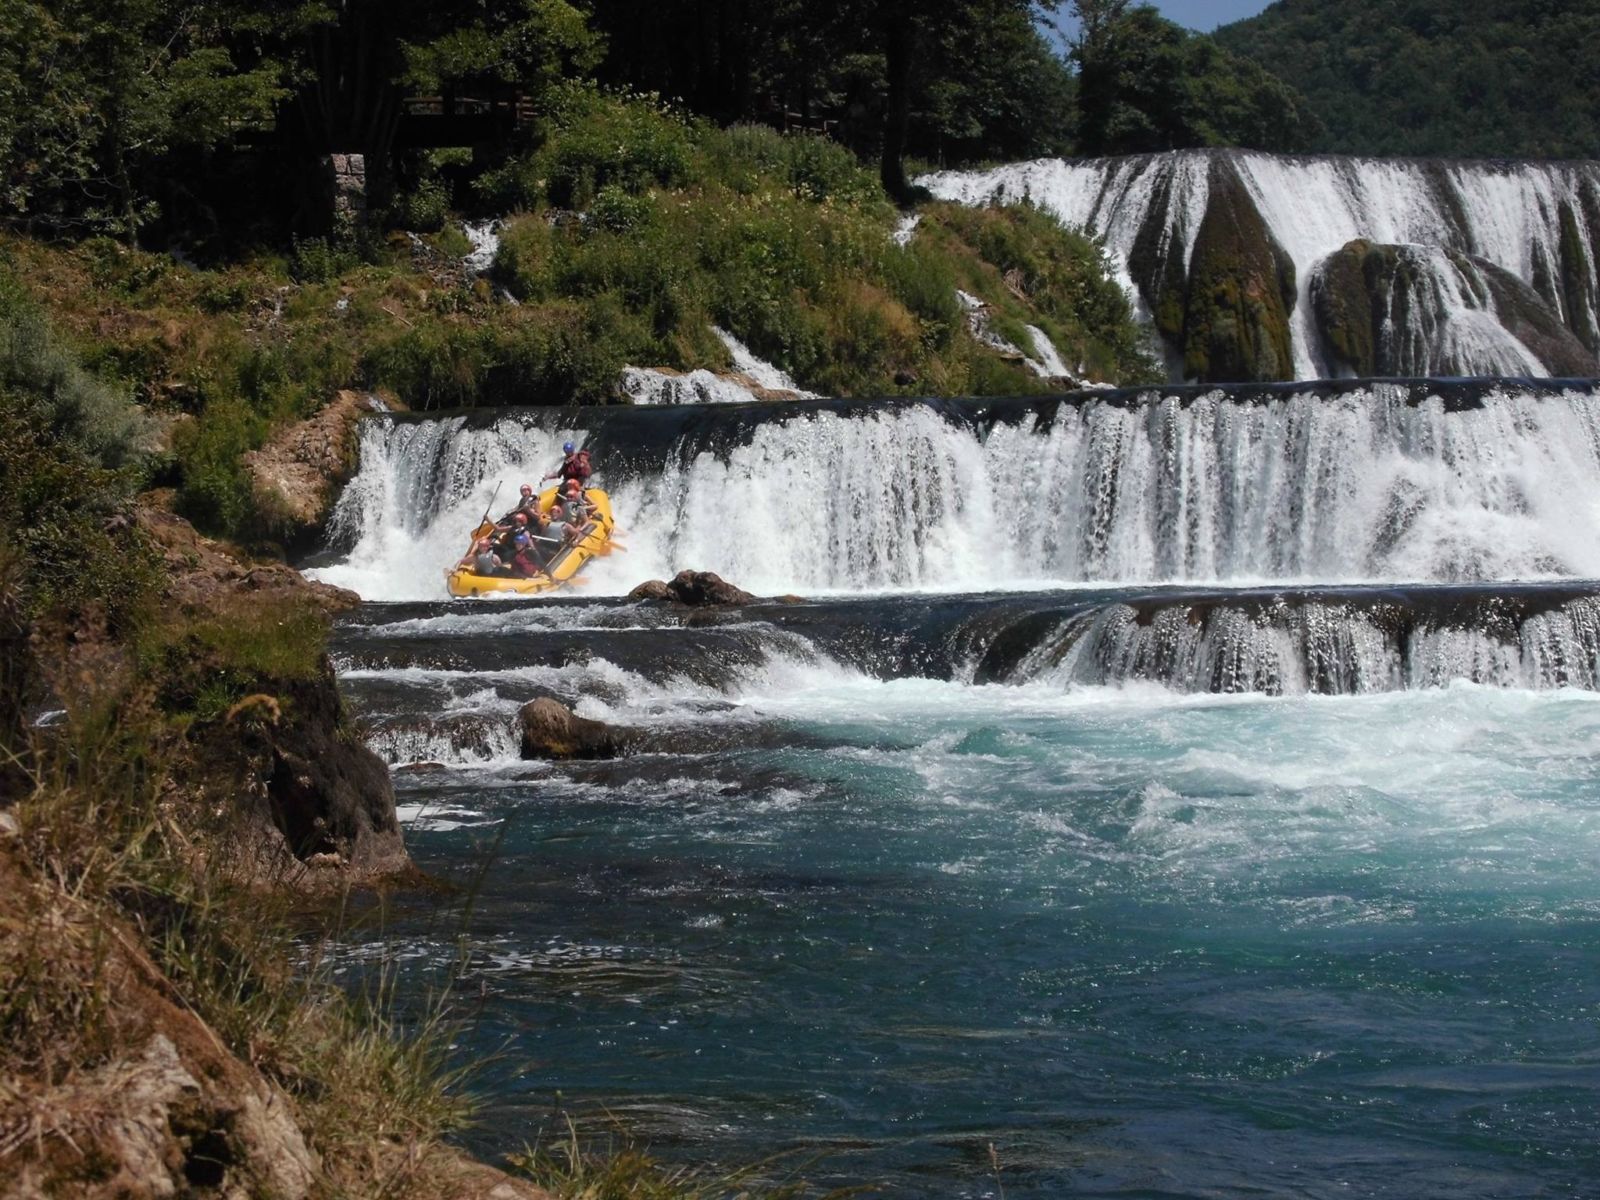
[511,1116,873,1200]
[0,645,476,1196]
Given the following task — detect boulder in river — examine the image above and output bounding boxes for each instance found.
[628,570,757,606]
[519,697,632,760]
[627,579,676,602]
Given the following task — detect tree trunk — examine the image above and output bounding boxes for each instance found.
[879,5,914,203]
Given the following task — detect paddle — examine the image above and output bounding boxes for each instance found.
[471,481,503,540]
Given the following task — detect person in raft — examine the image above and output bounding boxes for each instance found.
[502,513,549,578]
[556,478,597,528]
[459,538,510,577]
[498,482,541,524]
[542,441,593,490]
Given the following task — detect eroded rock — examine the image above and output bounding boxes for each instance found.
[518,697,632,760]
[243,389,392,549]
[628,570,757,607]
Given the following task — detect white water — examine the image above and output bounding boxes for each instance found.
[921,151,1600,381]
[1311,244,1546,377]
[712,327,815,396]
[1018,596,1600,695]
[309,384,1600,601]
[462,220,501,275]
[620,328,816,405]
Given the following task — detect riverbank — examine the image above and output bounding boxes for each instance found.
[0,481,567,1196]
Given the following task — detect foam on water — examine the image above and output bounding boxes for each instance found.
[312,385,1600,601]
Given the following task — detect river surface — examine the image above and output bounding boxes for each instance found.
[332,588,1600,1199]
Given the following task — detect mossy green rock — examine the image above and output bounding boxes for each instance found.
[1180,160,1297,383]
[1311,238,1596,377]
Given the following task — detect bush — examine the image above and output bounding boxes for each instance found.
[589,185,654,233]
[392,175,451,233]
[881,244,963,346]
[535,87,694,209]
[0,273,149,468]
[0,390,159,629]
[290,236,359,285]
[172,398,264,536]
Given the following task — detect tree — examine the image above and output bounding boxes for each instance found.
[1215,0,1600,158]
[288,0,600,198]
[1059,1,1319,155]
[0,0,312,238]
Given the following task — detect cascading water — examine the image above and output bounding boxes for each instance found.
[1003,593,1600,695]
[921,150,1600,381]
[309,381,1600,601]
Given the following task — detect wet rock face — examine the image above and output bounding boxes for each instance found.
[1311,239,1598,377]
[259,675,407,877]
[518,697,632,760]
[136,499,404,888]
[1181,159,1298,383]
[628,571,757,606]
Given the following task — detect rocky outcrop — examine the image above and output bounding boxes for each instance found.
[628,570,757,606]
[1180,159,1297,382]
[518,697,632,760]
[1311,239,1597,377]
[135,495,359,615]
[133,497,405,889]
[243,389,390,550]
[246,676,409,882]
[0,843,549,1200]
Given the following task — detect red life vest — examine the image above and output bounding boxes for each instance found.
[562,450,592,484]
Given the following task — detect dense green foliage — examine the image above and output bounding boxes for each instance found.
[1067,1,1321,155]
[1215,0,1600,158]
[489,94,1156,398]
[585,0,1075,172]
[0,271,158,625]
[1,86,1156,540]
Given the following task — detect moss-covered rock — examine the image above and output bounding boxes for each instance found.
[1127,167,1189,342]
[1559,192,1600,354]
[1480,259,1600,377]
[1180,159,1297,383]
[1311,238,1596,377]
[1310,238,1380,376]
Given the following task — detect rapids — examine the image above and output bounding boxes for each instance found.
[334,590,1600,1198]
[313,346,1600,1194]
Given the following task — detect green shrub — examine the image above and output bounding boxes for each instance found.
[290,236,359,284]
[881,243,963,346]
[537,88,693,209]
[589,184,654,233]
[0,273,149,468]
[0,389,158,629]
[172,398,264,536]
[393,175,451,233]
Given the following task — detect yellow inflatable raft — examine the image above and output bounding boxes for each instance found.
[445,487,616,598]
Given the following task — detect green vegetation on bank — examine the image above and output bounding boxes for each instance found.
[0,84,1157,545]
[0,264,481,1196]
[1215,0,1600,159]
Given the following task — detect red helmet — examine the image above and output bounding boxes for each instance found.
[564,479,582,493]
[513,513,528,524]
[519,483,533,495]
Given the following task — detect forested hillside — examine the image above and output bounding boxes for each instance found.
[1216,0,1600,159]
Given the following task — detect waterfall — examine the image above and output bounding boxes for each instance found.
[921,150,1600,382]
[1006,594,1600,695]
[307,382,1600,602]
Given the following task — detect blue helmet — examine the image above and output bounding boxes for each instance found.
[563,441,575,454]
